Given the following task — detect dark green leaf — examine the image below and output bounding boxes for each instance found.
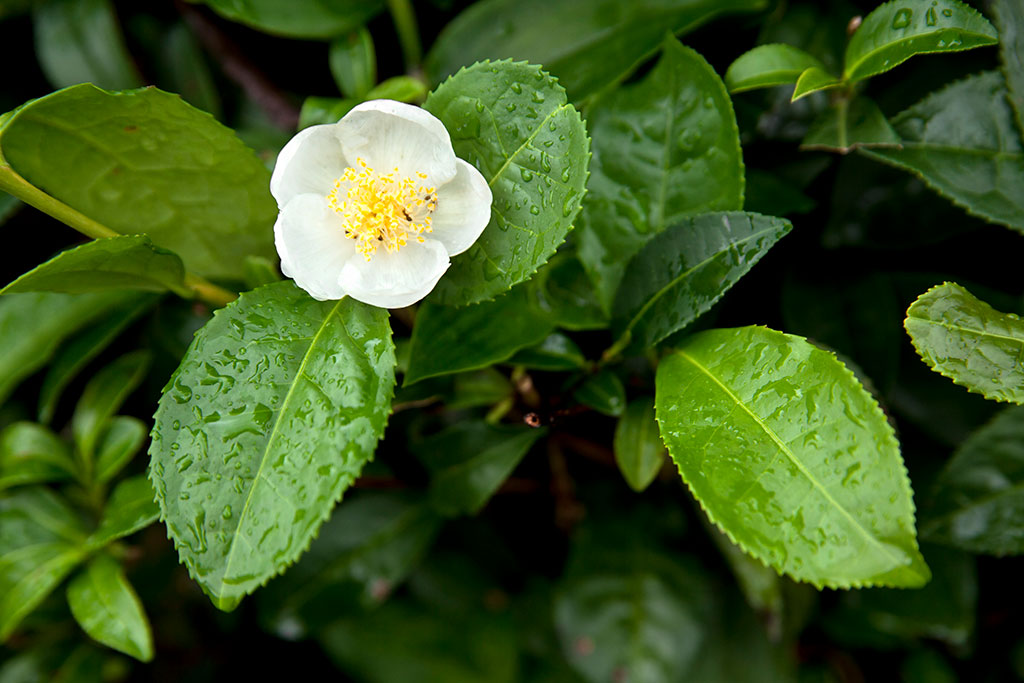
[656,326,929,588]
[150,282,395,610]
[994,0,1024,131]
[87,475,159,549]
[329,28,376,99]
[744,169,816,216]
[790,66,843,101]
[423,60,589,305]
[508,333,587,371]
[198,0,385,39]
[365,76,428,103]
[66,554,152,661]
[93,417,147,485]
[242,255,281,290]
[725,43,827,93]
[72,351,150,464]
[613,398,665,492]
[801,96,900,153]
[157,22,222,118]
[0,422,75,491]
[447,368,513,410]
[298,96,357,130]
[573,370,625,417]
[527,252,608,331]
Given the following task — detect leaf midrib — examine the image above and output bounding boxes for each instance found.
[485,103,568,188]
[908,316,1024,347]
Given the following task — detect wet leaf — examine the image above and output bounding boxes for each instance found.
[790,66,843,101]
[0,422,75,491]
[198,0,384,39]
[88,475,159,550]
[801,96,900,153]
[655,326,929,588]
[508,333,587,371]
[66,554,152,661]
[149,282,395,610]
[613,398,665,492]
[725,43,827,93]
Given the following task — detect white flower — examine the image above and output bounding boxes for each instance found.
[270,99,492,308]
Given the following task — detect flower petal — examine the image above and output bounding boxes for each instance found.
[270,125,350,209]
[336,100,457,188]
[339,239,450,308]
[275,194,355,301]
[430,159,493,256]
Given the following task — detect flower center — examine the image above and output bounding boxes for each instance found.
[327,158,438,260]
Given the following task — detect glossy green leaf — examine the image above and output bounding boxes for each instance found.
[527,252,607,331]
[94,417,147,485]
[33,0,142,90]
[922,406,1024,554]
[0,487,87,641]
[416,422,546,516]
[423,60,589,305]
[329,27,376,99]
[725,43,827,93]
[576,38,744,310]
[298,96,357,130]
[508,333,587,371]
[656,326,929,588]
[611,212,791,353]
[905,282,1024,403]
[994,0,1024,131]
[573,370,625,417]
[801,96,900,153]
[863,72,1024,233]
[426,0,767,102]
[405,284,554,385]
[0,84,278,279]
[66,554,152,661]
[2,236,186,295]
[72,351,150,465]
[0,422,75,491]
[149,281,395,610]
[790,66,843,101]
[613,398,665,492]
[199,0,384,39]
[87,475,159,550]
[365,76,427,103]
[843,0,998,83]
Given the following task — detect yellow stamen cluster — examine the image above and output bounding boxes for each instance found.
[327,158,438,260]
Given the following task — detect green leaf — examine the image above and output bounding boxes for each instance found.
[508,333,587,371]
[198,0,385,39]
[704,521,783,628]
[527,251,608,331]
[0,487,87,641]
[365,76,428,103]
[573,370,625,417]
[298,96,357,130]
[426,0,767,102]
[0,291,138,406]
[576,38,744,310]
[843,0,998,83]
[725,43,827,93]
[611,212,791,353]
[922,406,1024,554]
[94,417,147,485]
[33,0,142,90]
[66,554,152,662]
[447,368,513,410]
[2,236,186,295]
[405,284,554,385]
[416,422,546,516]
[790,66,843,101]
[329,27,376,99]
[614,398,665,492]
[87,475,159,550]
[994,0,1024,131]
[149,281,395,610]
[157,22,223,119]
[904,282,1024,404]
[423,60,589,305]
[242,255,281,290]
[801,96,900,153]
[0,84,278,279]
[863,72,1024,233]
[0,422,75,491]
[72,351,150,465]
[655,326,929,588]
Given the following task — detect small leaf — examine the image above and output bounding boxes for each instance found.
[508,333,587,371]
[423,60,590,305]
[87,475,159,550]
[149,282,395,610]
[843,0,998,83]
[993,0,1024,131]
[66,554,152,661]
[199,0,384,39]
[94,417,147,485]
[72,351,150,465]
[573,370,625,417]
[329,27,376,99]
[801,96,900,153]
[365,76,428,103]
[656,326,929,588]
[298,96,357,130]
[790,66,843,101]
[613,398,665,492]
[905,282,1024,403]
[611,212,791,353]
[2,235,186,295]
[0,422,75,491]
[725,43,827,93]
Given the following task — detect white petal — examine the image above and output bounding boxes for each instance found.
[270,125,350,209]
[276,194,355,301]
[336,100,457,188]
[339,239,450,308]
[430,159,493,256]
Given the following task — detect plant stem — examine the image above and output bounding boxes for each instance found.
[386,0,422,71]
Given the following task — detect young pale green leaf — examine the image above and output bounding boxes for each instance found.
[426,0,767,102]
[0,487,87,641]
[790,66,843,101]
[87,475,159,550]
[33,0,143,90]
[0,422,75,491]
[573,370,625,417]
[94,417,147,485]
[863,72,1024,233]
[423,60,590,305]
[416,423,546,516]
[922,406,1024,554]
[1,235,186,296]
[725,43,827,93]
[405,284,554,386]
[527,252,608,331]
[801,96,900,153]
[994,0,1024,131]
[199,0,384,39]
[613,398,666,492]
[298,96,358,129]
[66,554,152,662]
[656,326,929,588]
[329,28,376,99]
[611,212,791,353]
[507,333,587,371]
[577,38,744,310]
[150,282,395,611]
[905,282,1024,403]
[72,351,150,464]
[365,76,428,103]
[0,84,277,279]
[843,0,998,83]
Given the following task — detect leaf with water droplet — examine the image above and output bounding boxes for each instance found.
[725,43,828,93]
[150,281,395,610]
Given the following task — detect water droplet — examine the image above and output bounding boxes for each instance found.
[222,505,233,520]
[529,205,540,215]
[506,103,516,113]
[520,168,533,181]
[926,6,937,25]
[531,91,545,103]
[562,192,578,217]
[942,8,952,16]
[892,7,912,29]
[561,167,571,182]
[172,420,181,430]
[510,82,523,94]
[475,100,485,113]
[540,153,551,173]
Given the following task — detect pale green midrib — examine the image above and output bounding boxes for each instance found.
[844,23,997,80]
[909,316,1024,346]
[486,104,568,188]
[675,348,907,568]
[219,298,345,596]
